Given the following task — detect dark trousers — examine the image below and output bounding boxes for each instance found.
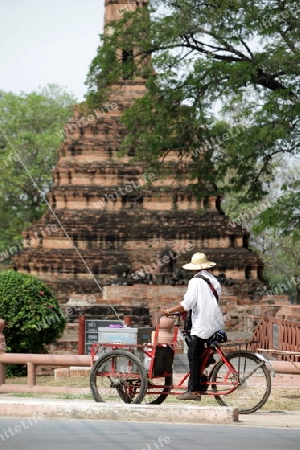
[187,335,206,392]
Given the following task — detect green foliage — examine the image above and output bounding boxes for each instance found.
[0,84,76,257]
[257,234,300,304]
[221,185,300,303]
[253,182,300,240]
[0,270,66,374]
[86,0,299,234]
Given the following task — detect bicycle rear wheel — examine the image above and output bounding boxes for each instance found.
[90,349,147,404]
[210,351,271,414]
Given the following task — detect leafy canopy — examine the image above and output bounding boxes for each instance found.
[0,84,76,257]
[86,0,300,236]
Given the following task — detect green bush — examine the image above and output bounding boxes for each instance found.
[0,270,66,374]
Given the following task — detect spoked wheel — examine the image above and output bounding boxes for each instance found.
[210,350,272,414]
[142,376,173,405]
[90,349,147,404]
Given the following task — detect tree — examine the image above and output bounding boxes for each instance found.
[0,270,66,375]
[0,84,76,261]
[260,235,300,304]
[220,156,300,302]
[221,192,300,303]
[86,0,300,236]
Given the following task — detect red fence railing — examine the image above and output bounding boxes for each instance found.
[250,316,300,362]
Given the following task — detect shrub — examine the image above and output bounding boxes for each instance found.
[0,270,66,374]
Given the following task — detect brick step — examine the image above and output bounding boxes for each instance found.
[54,366,90,378]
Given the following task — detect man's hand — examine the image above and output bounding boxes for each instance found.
[160,305,185,316]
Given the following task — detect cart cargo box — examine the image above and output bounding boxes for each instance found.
[97,327,153,369]
[98,327,153,346]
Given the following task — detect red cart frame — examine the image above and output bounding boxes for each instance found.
[90,314,274,414]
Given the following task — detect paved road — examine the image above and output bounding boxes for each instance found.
[0,419,299,450]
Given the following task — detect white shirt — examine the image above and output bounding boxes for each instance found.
[180,270,224,339]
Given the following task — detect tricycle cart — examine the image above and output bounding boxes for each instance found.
[90,314,274,414]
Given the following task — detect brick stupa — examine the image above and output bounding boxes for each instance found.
[13,0,267,328]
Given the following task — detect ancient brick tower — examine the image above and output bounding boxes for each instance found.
[13,0,264,314]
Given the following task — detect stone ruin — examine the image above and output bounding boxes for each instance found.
[12,0,289,346]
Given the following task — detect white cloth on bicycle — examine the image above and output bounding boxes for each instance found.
[180,270,224,339]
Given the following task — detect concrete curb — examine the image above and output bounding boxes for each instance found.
[0,398,238,424]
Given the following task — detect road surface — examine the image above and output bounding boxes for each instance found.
[0,418,299,450]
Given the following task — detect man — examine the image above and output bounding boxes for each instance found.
[161,252,224,401]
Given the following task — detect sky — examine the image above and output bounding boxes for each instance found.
[0,0,105,101]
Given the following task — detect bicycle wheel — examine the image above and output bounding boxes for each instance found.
[142,376,173,405]
[210,350,271,414]
[90,349,147,404]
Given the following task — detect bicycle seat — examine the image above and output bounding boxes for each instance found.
[207,330,227,346]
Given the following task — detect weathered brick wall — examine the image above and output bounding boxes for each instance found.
[50,286,290,354]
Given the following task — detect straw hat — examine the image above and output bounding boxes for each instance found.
[182,252,216,270]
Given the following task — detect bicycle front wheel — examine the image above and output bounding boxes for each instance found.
[90,349,147,404]
[210,351,271,414]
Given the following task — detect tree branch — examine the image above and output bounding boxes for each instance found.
[254,69,288,91]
